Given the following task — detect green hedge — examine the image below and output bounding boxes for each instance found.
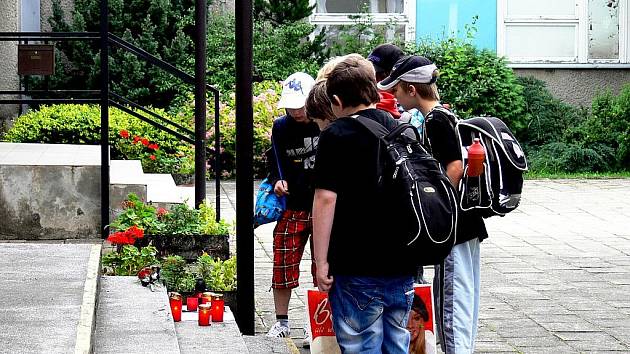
[4,105,194,174]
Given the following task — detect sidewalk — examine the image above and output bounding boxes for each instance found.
[211,179,630,353]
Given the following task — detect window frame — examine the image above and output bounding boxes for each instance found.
[497,0,629,67]
[308,0,417,42]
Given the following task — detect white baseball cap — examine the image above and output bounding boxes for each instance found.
[277,72,315,109]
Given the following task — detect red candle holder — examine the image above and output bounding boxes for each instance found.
[186,296,198,312]
[169,292,182,322]
[211,294,224,322]
[198,303,212,326]
[201,292,214,305]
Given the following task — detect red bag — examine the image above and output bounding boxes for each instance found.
[408,284,437,354]
[306,290,341,354]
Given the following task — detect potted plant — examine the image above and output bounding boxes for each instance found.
[194,254,237,311]
[111,193,231,262]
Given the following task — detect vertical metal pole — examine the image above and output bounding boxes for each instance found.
[100,0,109,238]
[214,92,221,221]
[235,0,254,335]
[194,0,207,208]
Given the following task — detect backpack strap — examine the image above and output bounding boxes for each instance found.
[423,105,459,154]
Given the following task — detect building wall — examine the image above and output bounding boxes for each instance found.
[416,0,496,51]
[513,68,630,107]
[40,0,74,32]
[0,0,20,124]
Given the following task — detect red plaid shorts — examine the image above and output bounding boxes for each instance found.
[272,210,313,289]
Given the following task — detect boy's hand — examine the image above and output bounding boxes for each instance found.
[274,180,289,196]
[316,261,334,292]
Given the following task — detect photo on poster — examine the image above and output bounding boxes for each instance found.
[408,284,437,354]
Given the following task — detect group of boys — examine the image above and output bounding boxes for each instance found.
[265,44,487,354]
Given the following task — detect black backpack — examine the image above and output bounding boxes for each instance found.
[427,107,527,217]
[354,115,458,266]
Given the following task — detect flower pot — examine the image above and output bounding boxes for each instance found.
[135,234,229,262]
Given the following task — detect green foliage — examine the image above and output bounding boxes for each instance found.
[110,193,161,234]
[571,84,630,170]
[102,245,159,275]
[3,105,193,174]
[160,203,202,235]
[160,255,187,291]
[45,0,197,107]
[517,77,582,147]
[204,13,324,94]
[326,12,398,57]
[528,142,614,174]
[199,202,232,235]
[175,81,282,177]
[408,35,527,137]
[195,254,237,291]
[254,0,314,25]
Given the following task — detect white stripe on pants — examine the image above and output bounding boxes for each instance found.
[434,238,481,354]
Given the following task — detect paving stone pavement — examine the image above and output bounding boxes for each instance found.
[210,179,630,353]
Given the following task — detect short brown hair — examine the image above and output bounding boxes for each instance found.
[306,81,335,122]
[326,55,380,108]
[401,70,441,101]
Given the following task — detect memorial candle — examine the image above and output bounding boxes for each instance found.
[211,294,224,322]
[169,292,182,322]
[186,296,198,311]
[198,303,211,326]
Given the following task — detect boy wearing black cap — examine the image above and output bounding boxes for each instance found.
[379,56,488,354]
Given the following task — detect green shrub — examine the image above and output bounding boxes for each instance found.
[407,36,527,137]
[254,0,314,25]
[517,76,582,147]
[570,84,630,170]
[102,245,159,276]
[528,142,614,174]
[174,80,282,177]
[3,104,193,174]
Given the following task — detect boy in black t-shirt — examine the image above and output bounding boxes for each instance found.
[265,72,320,339]
[313,55,415,353]
[379,56,488,354]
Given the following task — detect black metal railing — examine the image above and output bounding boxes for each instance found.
[0,29,221,232]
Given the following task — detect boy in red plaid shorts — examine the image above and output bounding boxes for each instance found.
[266,72,319,339]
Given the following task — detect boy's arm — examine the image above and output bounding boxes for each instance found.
[312,188,337,292]
[445,160,464,188]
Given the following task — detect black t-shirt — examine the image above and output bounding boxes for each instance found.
[425,107,488,243]
[268,115,320,211]
[314,108,416,277]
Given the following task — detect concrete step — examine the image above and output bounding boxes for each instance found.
[110,160,146,185]
[94,276,181,354]
[175,307,249,354]
[0,242,101,353]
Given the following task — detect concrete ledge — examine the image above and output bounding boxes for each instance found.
[94,277,180,354]
[74,244,102,354]
[175,307,248,354]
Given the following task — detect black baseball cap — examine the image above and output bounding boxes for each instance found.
[377,55,438,91]
[367,44,404,74]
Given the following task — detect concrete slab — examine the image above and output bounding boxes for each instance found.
[175,307,249,354]
[94,276,180,354]
[0,243,96,354]
[0,143,100,166]
[109,160,145,185]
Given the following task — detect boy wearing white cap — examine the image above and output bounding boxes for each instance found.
[266,72,320,339]
[379,56,488,354]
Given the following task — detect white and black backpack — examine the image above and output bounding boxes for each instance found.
[427,107,528,217]
[354,115,458,266]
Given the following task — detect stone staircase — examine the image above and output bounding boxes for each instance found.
[0,142,195,241]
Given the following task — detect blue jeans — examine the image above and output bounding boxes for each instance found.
[329,275,414,354]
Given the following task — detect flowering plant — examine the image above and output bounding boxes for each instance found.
[107,225,145,245]
[114,130,193,175]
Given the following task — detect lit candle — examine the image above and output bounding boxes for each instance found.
[186,296,198,312]
[201,292,214,305]
[211,293,224,322]
[169,292,182,322]
[198,303,212,326]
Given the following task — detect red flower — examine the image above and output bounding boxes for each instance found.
[149,155,156,161]
[141,138,149,146]
[107,231,134,245]
[133,136,141,144]
[148,143,159,151]
[126,225,144,239]
[156,207,168,218]
[119,130,130,139]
